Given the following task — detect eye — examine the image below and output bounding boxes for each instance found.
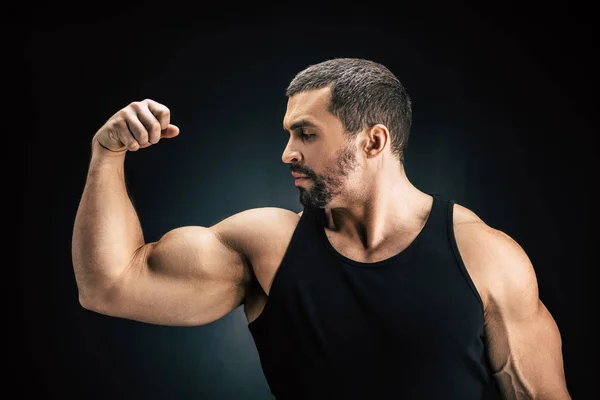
[300,131,315,140]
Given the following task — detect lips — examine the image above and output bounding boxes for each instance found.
[292,172,309,179]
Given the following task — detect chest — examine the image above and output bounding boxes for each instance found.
[251,245,487,366]
[323,228,421,263]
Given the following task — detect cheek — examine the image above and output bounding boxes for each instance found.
[310,141,357,177]
[308,152,334,175]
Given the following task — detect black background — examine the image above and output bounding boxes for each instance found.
[14,1,597,399]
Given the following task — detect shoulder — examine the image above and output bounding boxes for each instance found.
[209,207,302,257]
[452,203,538,312]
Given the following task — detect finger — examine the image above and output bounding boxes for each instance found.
[135,104,162,144]
[145,99,171,130]
[115,119,140,151]
[161,124,180,139]
[123,109,149,148]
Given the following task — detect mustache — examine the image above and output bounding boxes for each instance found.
[291,165,315,178]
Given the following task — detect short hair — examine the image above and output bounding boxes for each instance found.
[286,58,412,163]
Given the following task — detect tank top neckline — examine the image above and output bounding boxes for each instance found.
[315,193,440,268]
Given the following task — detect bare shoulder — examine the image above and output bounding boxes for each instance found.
[209,207,303,321]
[211,207,303,282]
[452,203,538,311]
[210,207,302,256]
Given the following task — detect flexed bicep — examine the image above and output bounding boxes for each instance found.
[82,225,251,326]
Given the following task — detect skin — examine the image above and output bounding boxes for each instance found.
[72,90,571,399]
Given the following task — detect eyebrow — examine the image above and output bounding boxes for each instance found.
[284,119,319,132]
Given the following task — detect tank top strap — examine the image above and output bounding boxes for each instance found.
[416,192,452,243]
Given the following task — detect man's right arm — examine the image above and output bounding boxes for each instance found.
[72,100,251,326]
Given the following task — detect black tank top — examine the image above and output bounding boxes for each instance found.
[248,193,495,399]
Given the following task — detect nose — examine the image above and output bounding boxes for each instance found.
[281,139,303,164]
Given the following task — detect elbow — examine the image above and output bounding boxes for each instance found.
[78,291,101,312]
[76,279,123,317]
[73,259,135,316]
[77,288,113,315]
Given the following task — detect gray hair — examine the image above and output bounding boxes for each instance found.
[286,58,412,163]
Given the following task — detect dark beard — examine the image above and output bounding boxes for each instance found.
[297,143,358,209]
[299,178,331,208]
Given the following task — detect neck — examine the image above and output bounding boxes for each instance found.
[324,165,433,251]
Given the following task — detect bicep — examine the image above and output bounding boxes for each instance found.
[89,226,250,326]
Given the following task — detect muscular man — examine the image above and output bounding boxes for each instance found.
[72,58,571,399]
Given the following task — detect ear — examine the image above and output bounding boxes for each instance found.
[363,124,389,159]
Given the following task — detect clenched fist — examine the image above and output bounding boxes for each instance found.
[94,99,180,152]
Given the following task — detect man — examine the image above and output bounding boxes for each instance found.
[72,58,571,399]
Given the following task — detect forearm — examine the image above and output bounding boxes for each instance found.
[72,140,144,299]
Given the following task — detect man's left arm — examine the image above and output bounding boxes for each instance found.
[473,226,571,399]
[456,220,571,400]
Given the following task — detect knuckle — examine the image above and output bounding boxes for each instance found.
[156,105,170,119]
[119,108,134,121]
[108,115,125,132]
[129,101,143,111]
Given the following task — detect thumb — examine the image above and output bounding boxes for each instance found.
[161,124,180,139]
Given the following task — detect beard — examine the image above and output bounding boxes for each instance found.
[294,142,359,209]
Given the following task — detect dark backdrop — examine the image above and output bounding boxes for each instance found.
[15,2,597,399]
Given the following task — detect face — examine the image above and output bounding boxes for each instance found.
[282,87,361,208]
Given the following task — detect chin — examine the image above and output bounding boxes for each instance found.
[300,195,328,209]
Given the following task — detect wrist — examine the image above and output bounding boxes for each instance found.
[91,136,128,157]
